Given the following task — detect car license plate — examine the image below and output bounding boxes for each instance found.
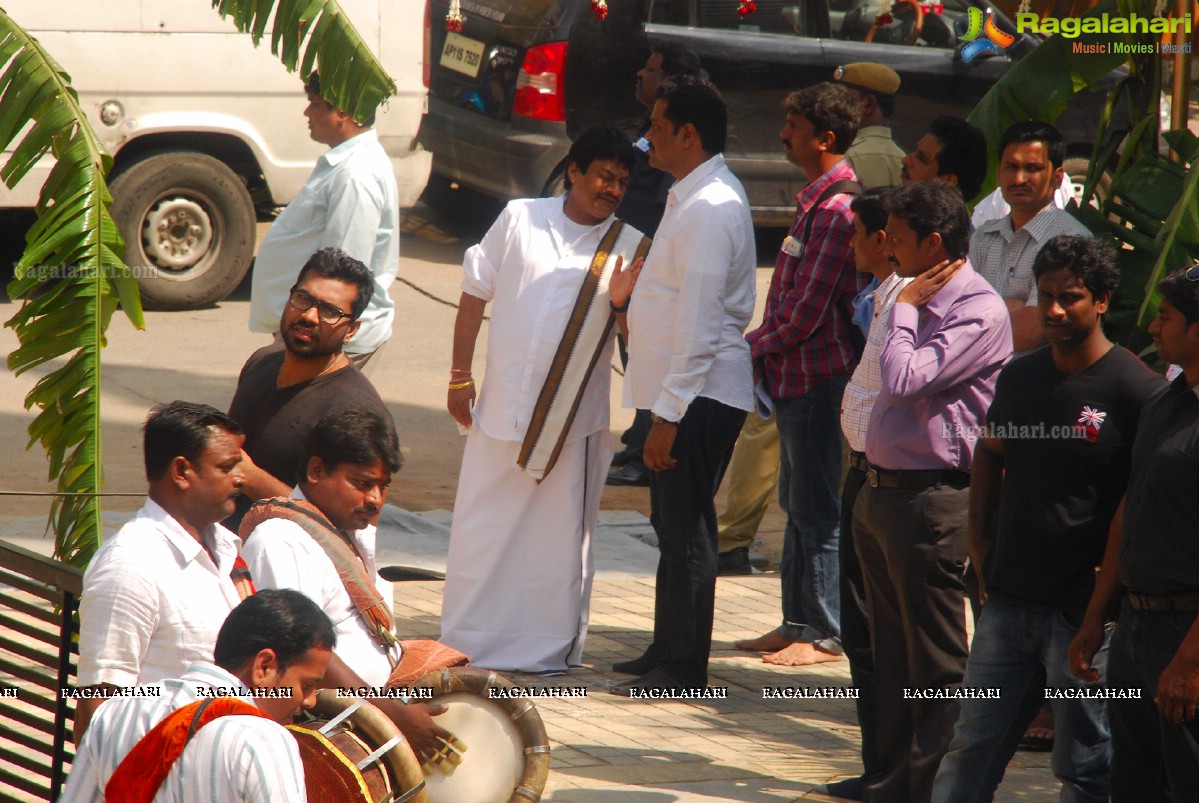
[441,32,485,78]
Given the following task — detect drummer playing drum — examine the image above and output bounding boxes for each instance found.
[61,589,335,801]
[240,407,468,769]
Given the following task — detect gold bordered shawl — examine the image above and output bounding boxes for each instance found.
[517,219,651,481]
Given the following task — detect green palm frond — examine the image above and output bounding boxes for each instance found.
[213,0,396,124]
[0,11,144,567]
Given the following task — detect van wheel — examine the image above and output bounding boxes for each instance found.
[540,162,567,198]
[1063,156,1112,209]
[110,152,256,310]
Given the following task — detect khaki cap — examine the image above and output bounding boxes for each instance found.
[833,62,901,96]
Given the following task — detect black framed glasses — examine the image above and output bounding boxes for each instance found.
[287,287,352,325]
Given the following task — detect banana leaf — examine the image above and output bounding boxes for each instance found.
[0,11,144,567]
[213,0,396,124]
[1072,129,1199,355]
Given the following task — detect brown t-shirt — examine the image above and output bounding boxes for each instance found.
[226,344,397,529]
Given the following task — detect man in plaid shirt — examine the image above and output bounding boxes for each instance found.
[735,82,868,666]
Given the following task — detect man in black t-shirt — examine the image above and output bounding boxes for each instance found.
[226,248,397,530]
[1069,265,1199,800]
[932,236,1163,802]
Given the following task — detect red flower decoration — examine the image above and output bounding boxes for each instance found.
[737,0,757,16]
[874,13,893,24]
[446,0,465,31]
[591,0,609,20]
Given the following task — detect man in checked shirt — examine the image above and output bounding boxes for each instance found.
[734,82,869,667]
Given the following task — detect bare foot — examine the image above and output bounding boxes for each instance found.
[734,630,795,653]
[1020,711,1054,750]
[763,642,844,666]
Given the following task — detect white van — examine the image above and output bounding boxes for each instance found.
[0,0,430,308]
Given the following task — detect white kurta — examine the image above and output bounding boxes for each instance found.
[77,500,242,689]
[240,488,399,687]
[440,198,616,672]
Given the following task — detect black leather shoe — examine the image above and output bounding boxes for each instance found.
[717,547,754,576]
[606,461,650,487]
[818,775,866,800]
[610,448,635,469]
[609,668,689,696]
[612,651,657,675]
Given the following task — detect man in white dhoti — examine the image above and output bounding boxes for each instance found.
[441,126,646,673]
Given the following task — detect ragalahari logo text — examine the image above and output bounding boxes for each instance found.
[959,7,1016,63]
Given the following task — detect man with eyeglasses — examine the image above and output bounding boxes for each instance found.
[226,247,397,531]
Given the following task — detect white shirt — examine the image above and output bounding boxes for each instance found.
[249,129,399,354]
[78,500,242,688]
[625,154,756,421]
[239,488,399,687]
[60,663,306,803]
[840,273,912,453]
[463,197,617,443]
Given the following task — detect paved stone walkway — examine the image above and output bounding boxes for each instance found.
[1,509,1057,802]
[383,509,1057,802]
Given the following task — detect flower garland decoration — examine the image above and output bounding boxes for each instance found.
[737,0,758,16]
[591,0,609,20]
[875,0,893,26]
[446,0,465,31]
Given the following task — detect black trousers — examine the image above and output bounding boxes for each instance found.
[646,396,746,687]
[853,479,970,803]
[841,464,881,783]
[1108,601,1199,802]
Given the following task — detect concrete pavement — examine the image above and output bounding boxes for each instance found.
[381,508,1058,803]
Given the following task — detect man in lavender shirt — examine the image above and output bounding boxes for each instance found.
[853,180,1012,802]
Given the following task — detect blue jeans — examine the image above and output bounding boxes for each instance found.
[932,597,1111,803]
[1107,601,1199,802]
[774,375,847,650]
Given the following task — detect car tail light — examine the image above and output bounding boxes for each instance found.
[513,42,567,122]
[423,0,432,87]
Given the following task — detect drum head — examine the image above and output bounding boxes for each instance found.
[424,693,524,803]
[416,667,550,803]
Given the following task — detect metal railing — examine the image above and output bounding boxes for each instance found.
[0,539,81,802]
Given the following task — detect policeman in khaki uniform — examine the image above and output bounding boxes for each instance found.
[834,62,905,189]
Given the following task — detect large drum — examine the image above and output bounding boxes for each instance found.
[415,667,552,803]
[290,689,428,803]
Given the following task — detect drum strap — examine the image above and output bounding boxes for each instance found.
[240,497,400,660]
[105,697,270,803]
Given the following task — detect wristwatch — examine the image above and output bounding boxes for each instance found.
[650,413,677,426]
